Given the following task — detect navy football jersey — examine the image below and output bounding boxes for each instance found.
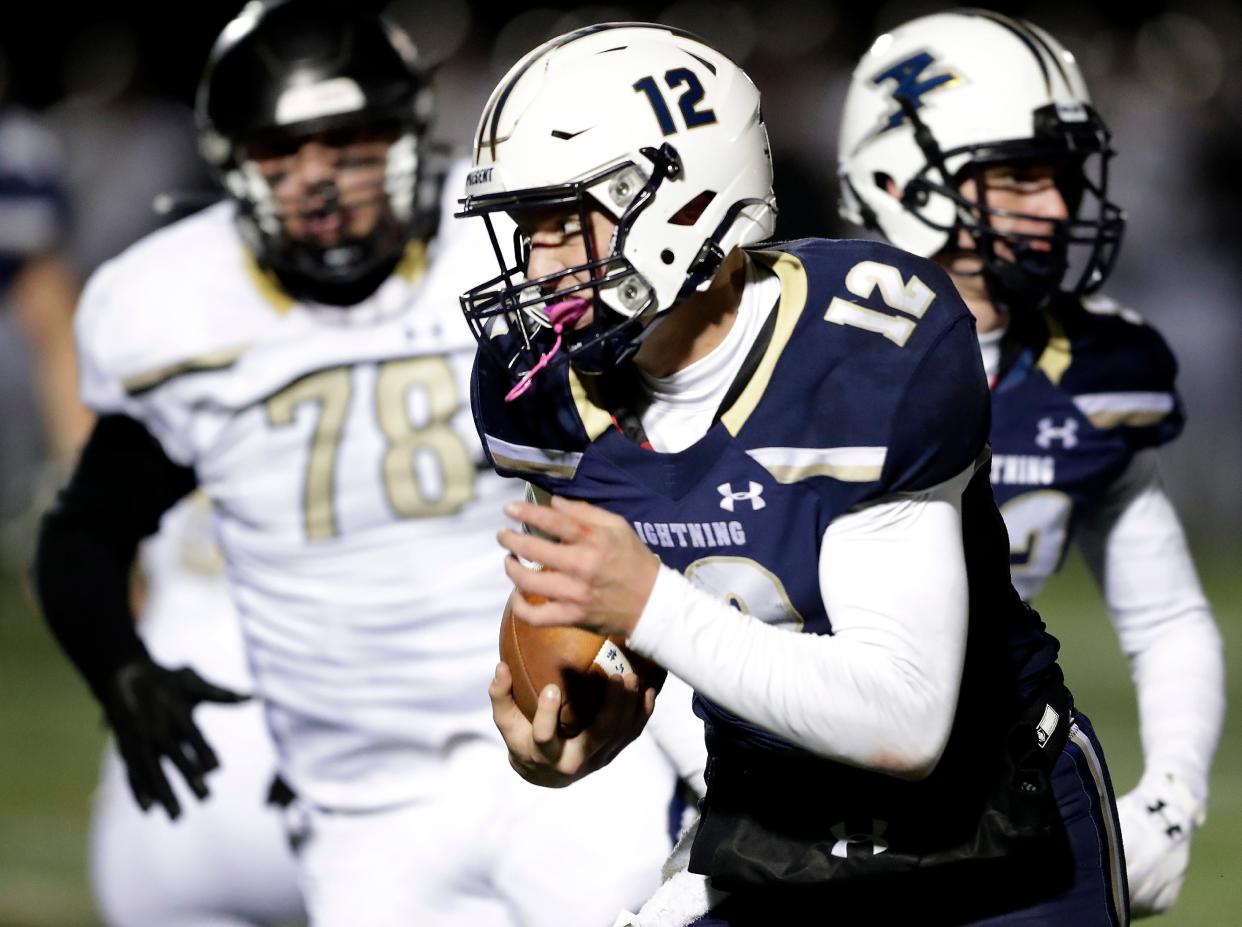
[473,238,1067,883]
[989,295,1184,601]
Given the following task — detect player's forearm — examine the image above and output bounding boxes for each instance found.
[628,489,969,779]
[1128,612,1224,804]
[629,569,954,778]
[31,415,198,699]
[1078,451,1225,804]
[33,504,149,698]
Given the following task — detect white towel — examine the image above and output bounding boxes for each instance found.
[612,818,729,927]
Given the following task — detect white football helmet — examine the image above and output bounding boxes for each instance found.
[458,22,776,382]
[838,9,1124,308]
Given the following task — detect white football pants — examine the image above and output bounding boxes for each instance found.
[292,735,676,927]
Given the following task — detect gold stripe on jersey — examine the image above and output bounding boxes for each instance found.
[240,240,427,315]
[568,368,616,442]
[759,463,881,483]
[1072,391,1175,429]
[746,446,888,484]
[121,346,249,397]
[720,251,807,435]
[488,452,579,479]
[1035,310,1071,385]
[1085,410,1168,429]
[394,240,429,285]
[242,251,295,315]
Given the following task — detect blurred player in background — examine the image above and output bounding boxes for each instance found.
[89,495,305,927]
[4,92,304,927]
[0,105,87,559]
[33,2,678,925]
[837,9,1225,918]
[463,22,1127,926]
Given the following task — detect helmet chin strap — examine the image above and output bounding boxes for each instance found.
[504,296,591,402]
[940,235,1066,315]
[253,206,410,306]
[977,232,1070,313]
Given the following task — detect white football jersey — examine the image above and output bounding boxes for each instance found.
[136,492,246,684]
[76,164,524,810]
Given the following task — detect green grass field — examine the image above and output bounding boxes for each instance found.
[1,548,1237,926]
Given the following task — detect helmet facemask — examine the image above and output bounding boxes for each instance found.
[896,100,1124,311]
[227,121,422,306]
[461,143,714,392]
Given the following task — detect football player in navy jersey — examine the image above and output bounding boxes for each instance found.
[838,10,1225,919]
[459,22,1129,926]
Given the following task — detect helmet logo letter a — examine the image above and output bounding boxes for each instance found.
[872,52,958,131]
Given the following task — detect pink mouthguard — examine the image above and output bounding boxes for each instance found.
[504,296,591,402]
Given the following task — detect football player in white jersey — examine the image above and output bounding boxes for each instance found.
[33,3,677,925]
[89,495,305,927]
[837,10,1225,918]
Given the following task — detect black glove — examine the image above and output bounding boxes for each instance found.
[102,658,249,819]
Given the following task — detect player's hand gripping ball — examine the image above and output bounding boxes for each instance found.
[499,572,662,737]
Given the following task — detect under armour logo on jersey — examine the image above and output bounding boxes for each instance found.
[1035,417,1079,449]
[830,819,889,858]
[872,52,959,131]
[718,481,765,512]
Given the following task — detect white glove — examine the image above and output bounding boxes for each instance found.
[1116,770,1205,918]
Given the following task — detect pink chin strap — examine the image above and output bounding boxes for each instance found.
[504,296,591,402]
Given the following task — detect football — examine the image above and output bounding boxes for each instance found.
[500,591,660,737]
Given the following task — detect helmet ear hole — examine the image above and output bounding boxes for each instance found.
[873,172,899,201]
[668,191,717,227]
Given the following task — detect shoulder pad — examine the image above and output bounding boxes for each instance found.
[74,204,273,402]
[1043,296,1183,443]
[1054,295,1177,394]
[471,353,600,492]
[741,239,988,500]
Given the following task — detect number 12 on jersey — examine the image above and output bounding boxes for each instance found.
[824,260,935,347]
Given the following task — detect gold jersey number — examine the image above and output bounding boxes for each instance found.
[265,357,474,540]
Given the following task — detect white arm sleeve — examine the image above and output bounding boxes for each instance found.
[1075,449,1225,806]
[627,468,971,779]
[644,671,708,799]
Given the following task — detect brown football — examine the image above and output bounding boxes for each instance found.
[499,591,664,737]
